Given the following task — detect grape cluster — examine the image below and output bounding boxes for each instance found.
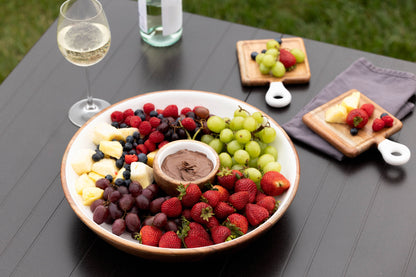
[91,179,179,236]
[202,107,281,183]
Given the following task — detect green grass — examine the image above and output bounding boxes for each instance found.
[1,0,415,84]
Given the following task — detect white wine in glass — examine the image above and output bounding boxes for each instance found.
[57,0,111,127]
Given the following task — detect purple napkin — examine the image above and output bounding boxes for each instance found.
[283,57,416,160]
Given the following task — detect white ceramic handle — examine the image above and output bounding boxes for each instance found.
[265,82,292,108]
[377,139,411,166]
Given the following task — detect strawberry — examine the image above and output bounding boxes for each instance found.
[205,216,220,229]
[138,225,163,247]
[158,231,182,248]
[229,191,250,210]
[178,183,202,207]
[255,191,267,203]
[216,168,243,190]
[245,203,269,227]
[225,213,248,234]
[180,220,213,248]
[187,222,211,241]
[212,185,230,202]
[190,202,214,224]
[260,171,290,196]
[234,178,258,203]
[381,114,394,127]
[214,201,235,219]
[201,190,220,207]
[161,197,182,218]
[372,118,385,131]
[211,225,232,244]
[184,235,214,248]
[181,208,192,221]
[279,48,297,70]
[257,196,277,215]
[346,108,368,129]
[360,103,374,117]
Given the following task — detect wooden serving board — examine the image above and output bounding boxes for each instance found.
[302,89,403,158]
[236,37,311,86]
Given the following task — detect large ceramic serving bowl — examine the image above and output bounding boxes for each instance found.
[61,90,300,261]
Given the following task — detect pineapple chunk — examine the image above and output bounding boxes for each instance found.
[325,104,348,123]
[75,173,96,195]
[130,162,154,188]
[341,91,360,112]
[146,150,158,167]
[92,122,122,145]
[91,158,118,178]
[99,140,123,159]
[115,127,139,141]
[71,148,95,175]
[88,171,106,183]
[82,187,104,206]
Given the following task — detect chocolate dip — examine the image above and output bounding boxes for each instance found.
[161,149,213,182]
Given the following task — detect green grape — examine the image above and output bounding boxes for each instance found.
[235,129,251,145]
[207,115,226,133]
[219,128,234,143]
[234,149,250,165]
[271,61,286,78]
[227,140,242,155]
[244,167,262,184]
[257,140,268,153]
[252,111,264,124]
[263,161,282,173]
[290,48,305,63]
[259,127,276,143]
[219,152,233,168]
[263,145,278,160]
[208,138,224,154]
[261,54,276,68]
[245,140,261,158]
[243,116,258,132]
[265,48,279,58]
[234,109,249,118]
[248,157,258,168]
[229,116,245,131]
[232,164,245,171]
[259,63,271,75]
[266,39,280,50]
[200,134,214,144]
[255,53,265,64]
[257,153,275,169]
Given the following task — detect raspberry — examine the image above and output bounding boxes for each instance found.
[158,141,169,148]
[111,111,123,123]
[181,117,197,131]
[360,103,374,117]
[125,154,138,164]
[372,118,385,131]
[381,115,394,127]
[143,103,155,115]
[162,105,179,118]
[148,131,165,144]
[130,116,142,128]
[136,144,148,154]
[149,117,161,128]
[180,107,192,115]
[144,140,156,152]
[139,121,152,136]
[123,109,134,119]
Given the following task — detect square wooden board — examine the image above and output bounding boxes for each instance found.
[236,37,311,86]
[302,89,402,158]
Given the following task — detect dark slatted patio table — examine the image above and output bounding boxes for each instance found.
[1,0,416,276]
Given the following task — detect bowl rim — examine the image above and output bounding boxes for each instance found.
[60,89,300,259]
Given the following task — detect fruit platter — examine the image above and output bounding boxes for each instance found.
[61,90,300,260]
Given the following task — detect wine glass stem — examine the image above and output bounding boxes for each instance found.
[85,68,96,110]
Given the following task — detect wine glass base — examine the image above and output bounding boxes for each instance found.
[68,98,111,127]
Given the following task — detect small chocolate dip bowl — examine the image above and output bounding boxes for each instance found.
[153,140,220,196]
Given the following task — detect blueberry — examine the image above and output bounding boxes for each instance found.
[136,138,145,145]
[123,142,133,151]
[92,150,104,161]
[276,37,283,45]
[134,109,144,116]
[115,178,125,187]
[126,136,134,143]
[261,49,267,53]
[129,149,137,155]
[111,121,119,128]
[124,164,131,171]
[133,131,140,141]
[149,110,158,117]
[119,123,128,128]
[124,179,131,187]
[250,51,258,61]
[123,170,131,180]
[138,153,148,164]
[380,112,389,118]
[105,174,113,183]
[157,114,164,120]
[116,157,124,169]
[118,140,125,147]
[350,128,358,136]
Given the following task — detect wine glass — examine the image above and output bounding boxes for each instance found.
[57,0,111,127]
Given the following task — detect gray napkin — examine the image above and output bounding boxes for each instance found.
[283,57,416,160]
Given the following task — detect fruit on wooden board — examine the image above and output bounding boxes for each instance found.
[325,104,348,123]
[341,91,360,112]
